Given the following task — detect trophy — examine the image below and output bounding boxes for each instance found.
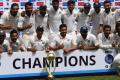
[46,51,56,80]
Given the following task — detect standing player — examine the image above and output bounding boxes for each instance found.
[76,3,91,33]
[99,0,117,32]
[47,0,63,38]
[88,2,102,36]
[35,5,49,37]
[0,3,20,37]
[18,2,35,48]
[61,0,77,34]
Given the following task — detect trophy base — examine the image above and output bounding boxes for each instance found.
[47,74,54,80]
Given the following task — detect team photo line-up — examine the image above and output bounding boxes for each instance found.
[0,0,120,76]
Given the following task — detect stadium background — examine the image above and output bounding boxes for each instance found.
[0,0,119,14]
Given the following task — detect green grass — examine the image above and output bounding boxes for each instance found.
[26,74,120,80]
[55,75,120,80]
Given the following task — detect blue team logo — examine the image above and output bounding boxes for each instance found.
[105,54,114,64]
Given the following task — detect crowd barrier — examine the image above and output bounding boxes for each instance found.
[0,49,116,78]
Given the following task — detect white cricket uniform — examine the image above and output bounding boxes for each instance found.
[97,33,115,49]
[114,9,120,21]
[47,7,63,34]
[50,34,76,48]
[88,9,103,35]
[99,10,117,32]
[0,39,9,52]
[76,33,98,47]
[8,38,26,52]
[62,9,77,33]
[18,14,36,47]
[76,11,90,32]
[28,34,49,51]
[114,33,120,53]
[114,54,120,66]
[0,10,20,37]
[18,14,35,35]
[35,12,49,37]
[113,33,120,66]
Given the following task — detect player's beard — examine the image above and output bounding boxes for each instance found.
[26,10,32,17]
[105,8,110,14]
[60,32,66,38]
[95,9,100,14]
[11,11,18,17]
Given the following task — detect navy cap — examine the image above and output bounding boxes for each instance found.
[84,3,91,8]
[80,26,88,33]
[0,30,5,36]
[93,2,101,8]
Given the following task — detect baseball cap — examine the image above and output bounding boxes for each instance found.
[84,3,91,8]
[93,2,101,8]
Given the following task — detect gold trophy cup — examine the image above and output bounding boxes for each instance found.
[46,51,55,80]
